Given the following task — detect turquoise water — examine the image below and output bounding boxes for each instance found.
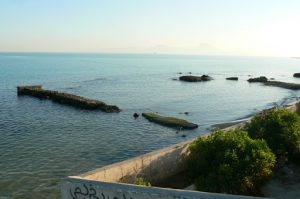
[0,53,300,199]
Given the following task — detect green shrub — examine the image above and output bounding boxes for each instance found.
[134,177,151,186]
[188,129,275,195]
[246,108,300,163]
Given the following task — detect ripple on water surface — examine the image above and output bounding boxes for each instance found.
[0,53,300,198]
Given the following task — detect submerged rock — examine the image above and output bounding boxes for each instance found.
[17,85,121,113]
[179,75,213,82]
[294,73,300,78]
[226,77,238,81]
[247,76,268,83]
[142,112,198,129]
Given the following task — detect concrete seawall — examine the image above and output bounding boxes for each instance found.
[79,140,191,185]
[17,85,121,113]
[62,177,267,199]
[62,133,267,199]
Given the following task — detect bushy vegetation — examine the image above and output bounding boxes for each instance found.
[134,177,151,187]
[246,108,300,164]
[188,129,275,195]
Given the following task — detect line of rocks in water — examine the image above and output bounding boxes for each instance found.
[17,85,121,113]
[143,73,300,130]
[17,72,300,124]
[176,73,300,90]
[264,81,300,90]
[178,74,239,82]
[247,76,300,90]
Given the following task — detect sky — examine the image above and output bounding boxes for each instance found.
[0,0,300,57]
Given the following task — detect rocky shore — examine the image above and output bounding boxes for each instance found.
[17,85,121,113]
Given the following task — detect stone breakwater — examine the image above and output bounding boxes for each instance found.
[17,85,121,113]
[248,76,300,90]
[264,81,300,90]
[142,112,198,129]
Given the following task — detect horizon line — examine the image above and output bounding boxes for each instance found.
[0,51,293,58]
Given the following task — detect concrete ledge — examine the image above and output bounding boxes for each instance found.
[17,85,121,113]
[79,140,192,184]
[62,177,268,199]
[264,81,300,90]
[142,112,198,130]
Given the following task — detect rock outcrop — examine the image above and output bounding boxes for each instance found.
[293,73,300,78]
[247,76,268,83]
[133,113,139,118]
[226,77,238,81]
[17,85,121,113]
[179,75,213,82]
[142,112,198,129]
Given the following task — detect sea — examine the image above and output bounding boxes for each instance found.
[0,53,300,199]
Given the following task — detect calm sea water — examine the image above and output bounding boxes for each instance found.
[0,53,300,199]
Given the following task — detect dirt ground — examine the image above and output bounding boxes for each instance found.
[262,164,300,199]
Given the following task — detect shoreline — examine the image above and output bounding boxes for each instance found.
[68,100,300,199]
[210,97,299,130]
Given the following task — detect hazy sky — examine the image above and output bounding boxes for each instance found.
[1,0,300,56]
